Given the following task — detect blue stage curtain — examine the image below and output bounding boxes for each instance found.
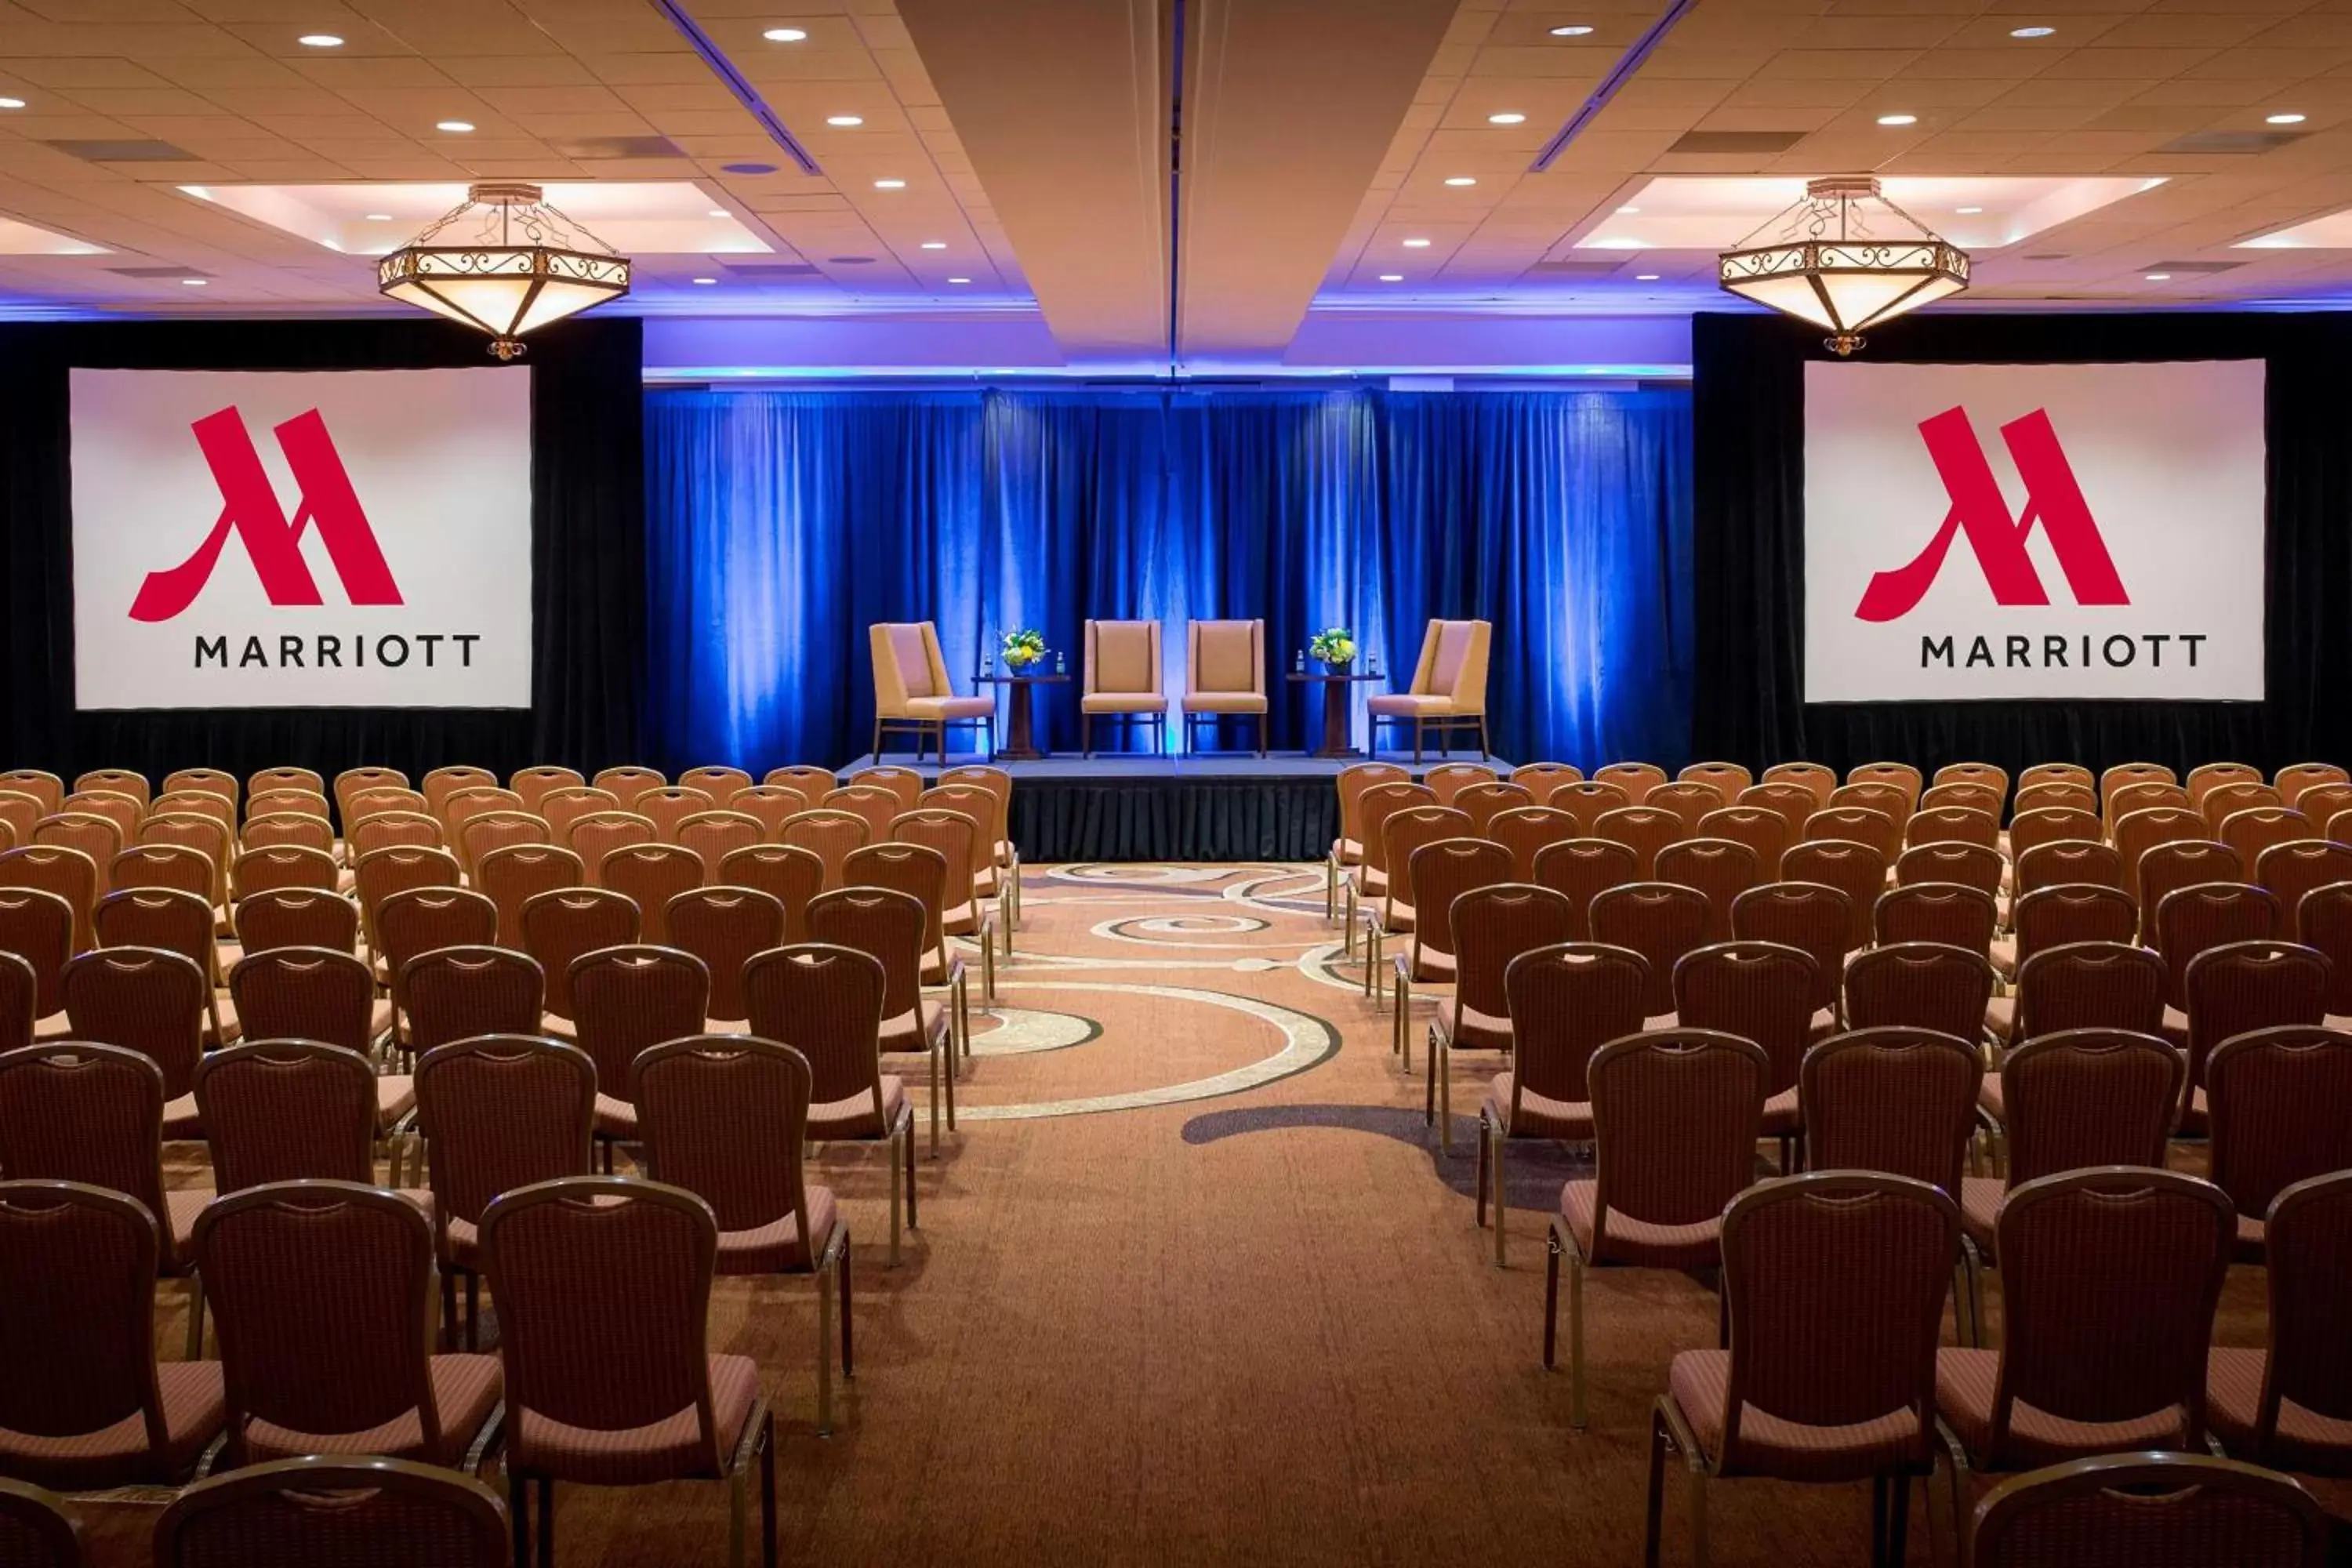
[645,385,1691,771]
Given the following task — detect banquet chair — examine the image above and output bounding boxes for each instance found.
[68,770,147,810]
[509,767,585,815]
[1486,806,1581,882]
[0,889,74,1040]
[1646,1173,1959,1568]
[1967,1452,2329,1568]
[677,766,754,804]
[2007,808,2105,870]
[347,811,443,866]
[1730,882,1849,1030]
[1477,942,1646,1265]
[927,769,1018,931]
[153,1455,510,1568]
[2291,782,2352,833]
[2274,761,2350,808]
[1593,804,1684,880]
[724,786,808,840]
[2186,760,2264,807]
[520,886,637,1037]
[193,1181,502,1470]
[891,808,999,1000]
[0,771,62,815]
[1842,942,1996,1040]
[1367,618,1490,761]
[2017,761,2093,793]
[479,1176,775,1568]
[1984,942,2167,1107]
[2108,781,2193,835]
[347,788,432,831]
[744,943,917,1264]
[191,1041,379,1193]
[632,1036,854,1434]
[1507,761,1582,799]
[0,793,38,853]
[1548,779,1633,836]
[601,843,706,945]
[1592,760,1667,804]
[1181,619,1268,757]
[454,811,549,882]
[227,949,408,1177]
[636,787,717,845]
[2298,880,2352,1020]
[1736,781,1820,844]
[2010,786,2096,823]
[1831,780,1913,828]
[2100,761,2176,811]
[1423,763,1499,807]
[1848,762,1923,810]
[1922,782,2004,820]
[1645,781,1726,837]
[564,811,656,887]
[1679,760,1751,797]
[2181,942,2328,1138]
[2154,882,2281,1036]
[2136,841,2245,942]
[1672,940,1816,1171]
[593,764,667,804]
[2012,839,2123,902]
[0,950,34,1056]
[1362,805,1470,999]
[870,620,995,762]
[230,886,356,960]
[28,822,118,907]
[1759,760,1836,806]
[1591,883,1711,1022]
[413,1035,595,1349]
[676,811,763,876]
[2114,808,2208,902]
[1080,618,1167,757]
[0,1178,223,1490]
[2255,840,2352,934]
[1805,804,1900,864]
[374,888,496,1045]
[1435,884,1574,1170]
[1454,781,1534,837]
[64,791,143,844]
[238,813,332,860]
[821,786,900,844]
[2219,808,2311,880]
[1392,839,1511,1117]
[441,788,524,844]
[1784,842,1889,955]
[228,845,336,903]
[808,887,952,1152]
[1530,838,1638,941]
[62,946,206,1139]
[764,765,836,802]
[1545,1029,1766,1427]
[1327,762,1411,919]
[844,843,971,1076]
[99,886,231,1038]
[718,846,826,945]
[847,766,924,811]
[1694,806,1788,879]
[1988,884,2136,992]
[779,811,869,892]
[1654,838,1761,942]
[666,887,786,1028]
[332,766,408,817]
[399,946,544,1058]
[2203,1025,2352,1263]
[1800,1027,1981,1200]
[1907,806,1999,851]
[0,1046,209,1355]
[474,842,583,947]
[2205,1168,2352,1475]
[568,946,710,1171]
[246,768,323,800]
[421,767,498,822]
[1874,882,1998,956]
[2202,781,2284,835]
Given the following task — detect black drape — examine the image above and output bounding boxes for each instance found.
[1691,309,2352,779]
[0,315,642,784]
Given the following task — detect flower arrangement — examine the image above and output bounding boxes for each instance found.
[1308,627,1358,668]
[1000,628,1047,670]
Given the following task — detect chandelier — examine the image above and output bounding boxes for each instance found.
[1717,176,1969,356]
[378,182,631,361]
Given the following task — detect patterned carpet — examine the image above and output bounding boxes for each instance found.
[89,861,2291,1566]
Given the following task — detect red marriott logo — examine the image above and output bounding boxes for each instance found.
[1854,405,2129,622]
[129,405,402,622]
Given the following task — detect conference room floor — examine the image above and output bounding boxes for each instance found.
[95,861,2302,1566]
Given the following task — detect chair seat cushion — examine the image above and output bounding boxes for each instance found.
[376,1075,416,1130]
[1990,935,2017,980]
[370,997,395,1041]
[1560,1178,1722,1269]
[445,1213,481,1272]
[162,1091,203,1142]
[1080,693,1167,715]
[1331,837,1363,866]
[515,1353,761,1486]
[1436,998,1512,1052]
[2208,1347,2352,1470]
[906,695,993,720]
[1180,692,1268,714]
[809,1076,908,1142]
[1366,694,1455,716]
[0,1359,226,1490]
[243,1353,502,1468]
[1977,1073,2004,1123]
[1761,1085,1801,1137]
[715,1187,839,1275]
[1984,996,2015,1044]
[1485,1073,1591,1140]
[1404,945,1454,983]
[880,1000,949,1052]
[1934,1347,2187,1470]
[205,993,241,1047]
[2234,1210,2265,1265]
[31,1011,71,1041]
[1668,1349,1927,1483]
[1959,1176,2003,1255]
[594,1091,638,1140]
[538,1011,579,1042]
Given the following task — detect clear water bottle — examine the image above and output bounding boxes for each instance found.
[1054,649,1065,675]
[982,644,994,677]
[1294,649,1305,673]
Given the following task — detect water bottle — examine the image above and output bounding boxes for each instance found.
[1054,649,1065,675]
[982,644,994,677]
[1294,649,1305,674]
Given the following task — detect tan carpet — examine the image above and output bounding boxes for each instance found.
[83,861,2283,1566]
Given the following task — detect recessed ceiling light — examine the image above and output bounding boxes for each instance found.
[920,241,947,249]
[1549,24,1595,35]
[1444,176,1477,187]
[1616,205,1640,214]
[1876,113,1918,126]
[873,178,906,189]
[1955,205,1983,214]
[724,162,777,175]
[436,120,474,132]
[2009,25,2055,38]
[1378,273,1404,281]
[365,212,392,220]
[181,278,207,286]
[763,27,807,42]
[826,114,863,127]
[179,185,211,198]
[947,276,971,284]
[707,209,729,217]
[0,97,25,110]
[2267,112,2307,125]
[297,33,343,46]
[692,276,717,285]
[1488,111,1526,125]
[1635,273,1660,281]
[2145,273,2171,281]
[1403,237,1432,248]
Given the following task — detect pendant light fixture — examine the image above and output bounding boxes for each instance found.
[1717,176,1969,355]
[378,182,632,360]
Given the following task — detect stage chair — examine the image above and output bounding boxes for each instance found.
[1181,619,1267,757]
[1367,619,1490,762]
[869,621,995,763]
[154,1455,510,1568]
[2205,1168,2352,1476]
[1969,1451,2330,1568]
[1080,619,1167,757]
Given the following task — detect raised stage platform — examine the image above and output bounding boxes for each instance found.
[844,749,1512,863]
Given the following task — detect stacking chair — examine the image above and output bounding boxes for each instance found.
[1874,882,1998,956]
[637,787,717,845]
[633,1037,854,1434]
[227,845,336,903]
[1967,1451,2329,1568]
[1433,884,1573,1160]
[1693,806,1788,878]
[2205,1168,2352,1475]
[1506,761,1582,799]
[564,811,655,886]
[1679,760,1751,797]
[2203,1026,2352,1263]
[1653,838,1760,942]
[0,771,62,815]
[870,619,995,760]
[718,846,826,945]
[1391,837,1509,1074]
[568,946,710,1171]
[2220,808,2312,880]
[677,811,763,876]
[1544,1030,1766,1427]
[441,788,525,846]
[154,1455,510,1568]
[332,765,408,815]
[1673,941,1817,1171]
[227,949,408,1177]
[724,785,809,840]
[2187,760,2265,807]
[2114,808,2209,902]
[1933,1169,2234,1481]
[2202,781,2284,835]
[1367,618,1490,760]
[2154,882,2281,1036]
[1896,840,2003,900]
[239,813,332,860]
[778,811,868,891]
[1454,782,1534,836]
[601,843,706,944]
[2017,761,2092,793]
[64,792,143,845]
[1842,942,1996,1040]
[846,767,923,812]
[1781,840,1889,952]
[1593,804,1683,880]
[400,947,544,1059]
[593,764,667,803]
[1921,782,2003,819]
[764,765,837,804]
[2007,808,2104,869]
[99,887,233,1040]
[347,811,442,864]
[2137,841,2246,941]
[1847,763,1922,812]
[923,775,1018,936]
[1326,763,1410,919]
[1486,807,1581,882]
[474,843,582,948]
[1987,884,2140,1011]
[1806,804,1900,864]
[374,887,497,1044]
[1477,942,1647,1265]
[1589,882,1710,1022]
[1736,781,1820,844]
[246,767,323,800]
[194,1181,501,1469]
[1646,1174,1959,1568]
[891,808,1000,998]
[0,951,33,1054]
[2101,761,2177,812]
[1830,781,1912,830]
[0,791,40,851]
[540,784,622,840]
[1593,761,1666,804]
[1548,779,1632,834]
[0,847,99,954]
[1643,781,1724,837]
[191,1041,379,1192]
[2274,761,2350,808]
[0,1178,223,1491]
[2181,942,2328,1138]
[62,946,206,1139]
[0,887,72,1040]
[455,811,549,883]
[480,1177,775,1568]
[1984,942,2168,1123]
[421,767,498,822]
[32,817,122,900]
[2293,783,2352,834]
[678,765,755,804]
[1080,618,1167,757]
[1361,805,1470,997]
[1731,882,1851,1033]
[1530,838,1637,941]
[347,788,432,832]
[413,1036,595,1349]
[2298,880,2352,1020]
[666,887,786,1027]
[1423,764,1500,807]
[1800,1027,1982,1200]
[2109,781,2194,835]
[2256,840,2352,931]
[842,843,971,1069]
[808,887,953,1152]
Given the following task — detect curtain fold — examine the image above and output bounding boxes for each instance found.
[644,385,1694,772]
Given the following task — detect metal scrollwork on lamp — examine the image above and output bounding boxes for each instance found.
[378,182,632,361]
[1718,176,1969,356]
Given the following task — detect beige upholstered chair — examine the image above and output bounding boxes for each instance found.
[1181,619,1267,757]
[869,622,995,763]
[1080,619,1166,758]
[1369,619,1491,761]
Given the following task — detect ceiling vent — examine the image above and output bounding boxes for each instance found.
[107,264,206,278]
[2157,129,2305,155]
[720,263,823,277]
[46,139,195,162]
[2141,260,2241,274]
[1666,129,1808,154]
[1526,260,1627,277]
[548,135,686,159]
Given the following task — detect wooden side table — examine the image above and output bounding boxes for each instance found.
[1285,670,1383,759]
[975,672,1069,760]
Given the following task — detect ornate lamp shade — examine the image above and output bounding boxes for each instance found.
[378,182,631,361]
[1718,176,1969,356]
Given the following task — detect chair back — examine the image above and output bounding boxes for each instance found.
[109,844,215,905]
[64,793,143,844]
[778,810,869,889]
[0,771,63,816]
[2205,1026,2352,1232]
[162,768,236,808]
[1502,942,1648,1112]
[1379,808,1471,925]
[2299,880,2352,1014]
[455,811,550,881]
[0,887,74,1017]
[519,887,638,1022]
[1484,808,1581,881]
[2015,838,2123,900]
[1920,782,2002,820]
[420,767,498,820]
[2110,782,2194,834]
[228,845,336,903]
[1780,840,1889,950]
[0,791,43,851]
[441,787,524,842]
[416,1036,595,1232]
[1643,781,1724,837]
[593,765,666,803]
[1653,837,1760,942]
[2009,807,2104,866]
[1448,885,1574,1023]
[246,768,325,800]
[848,766,924,812]
[2187,761,2264,806]
[723,785,808,839]
[155,1455,511,1568]
[633,1037,822,1254]
[600,844,706,944]
[97,887,217,975]
[1585,1030,1766,1249]
[1874,881,1997,955]
[1760,760,1837,806]
[805,887,926,1021]
[1842,942,1996,1040]
[1672,940,1817,1098]
[1454,782,1533,836]
[674,811,761,874]
[1715,1173,1955,1473]
[32,818,122,900]
[348,812,444,864]
[478,1176,726,1475]
[1591,804,1682,880]
[677,766,755,804]
[0,952,31,1054]
[1588,882,1710,1017]
[230,887,357,959]
[2294,783,2352,833]
[1403,839,1510,966]
[918,783,1007,870]
[666,887,786,1021]
[822,786,902,844]
[192,1042,377,1190]
[0,847,99,953]
[1735,781,1819,842]
[764,766,837,802]
[1801,1027,1982,1195]
[1846,763,1922,812]
[2201,780,2284,835]
[2000,1030,2183,1186]
[347,789,433,831]
[1546,780,1632,835]
[1694,806,1788,879]
[71,769,150,809]
[1410,619,1490,710]
[2275,761,2350,808]
[2018,762,2092,793]
[240,813,332,859]
[0,1045,168,1218]
[1896,840,2004,898]
[2256,1171,2352,1464]
[474,843,583,947]
[1932,760,2009,795]
[2184,939,2328,1098]
[717,846,826,944]
[893,808,986,912]
[400,946,544,1056]
[1504,762,1581,800]
[1969,1452,2328,1568]
[2009,887,2136,978]
[2154,882,2281,1011]
[228,948,377,1055]
[332,766,408,816]
[568,946,710,1102]
[2137,841,2246,935]
[1828,780,1911,828]
[1730,881,1850,1012]
[63,947,205,1102]
[1987,1168,2235,1462]
[374,888,498,1001]
[2101,761,2178,810]
[1529,838,1636,939]
[195,1181,444,1466]
[2114,807,2208,901]
[743,943,890,1116]
[1679,760,1751,797]
[564,811,655,886]
[2013,941,2165,1042]
[2220,808,2313,875]
[1590,761,1664,804]
[2256,840,2352,931]
[1804,804,1900,862]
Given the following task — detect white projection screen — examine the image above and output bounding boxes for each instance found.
[71,366,535,710]
[1803,358,2266,703]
